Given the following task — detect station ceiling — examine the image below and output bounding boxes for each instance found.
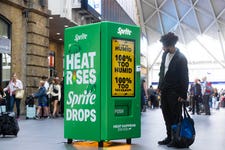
[137,0,225,68]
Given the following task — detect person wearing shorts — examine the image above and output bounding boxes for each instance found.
[33,80,48,119]
[48,77,61,118]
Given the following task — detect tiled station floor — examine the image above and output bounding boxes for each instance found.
[1,107,225,150]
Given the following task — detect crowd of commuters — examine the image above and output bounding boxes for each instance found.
[141,76,225,115]
[140,84,160,111]
[188,76,225,115]
[32,76,64,119]
[0,73,64,120]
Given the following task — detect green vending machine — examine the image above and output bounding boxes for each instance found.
[64,21,141,146]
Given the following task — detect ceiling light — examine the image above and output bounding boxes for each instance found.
[64,25,69,28]
[56,33,60,35]
[59,38,63,41]
[49,16,53,19]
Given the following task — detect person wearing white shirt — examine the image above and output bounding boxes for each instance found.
[4,73,23,119]
[48,77,61,118]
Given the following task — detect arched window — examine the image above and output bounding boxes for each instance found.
[0,15,11,86]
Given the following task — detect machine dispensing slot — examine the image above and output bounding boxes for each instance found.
[115,101,131,116]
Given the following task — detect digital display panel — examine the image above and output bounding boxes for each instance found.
[112,38,135,97]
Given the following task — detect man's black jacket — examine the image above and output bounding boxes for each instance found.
[158,49,189,99]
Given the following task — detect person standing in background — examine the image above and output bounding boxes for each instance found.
[4,73,23,119]
[147,85,157,108]
[32,80,48,119]
[190,78,202,115]
[202,76,213,115]
[60,77,64,117]
[141,79,148,112]
[41,75,50,118]
[48,77,61,118]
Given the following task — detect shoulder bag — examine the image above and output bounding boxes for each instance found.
[15,89,25,99]
[171,102,196,148]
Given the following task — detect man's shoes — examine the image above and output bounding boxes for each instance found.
[158,137,171,145]
[167,141,176,147]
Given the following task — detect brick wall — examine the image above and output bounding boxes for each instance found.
[0,0,49,114]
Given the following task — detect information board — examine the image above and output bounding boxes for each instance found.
[111,38,135,96]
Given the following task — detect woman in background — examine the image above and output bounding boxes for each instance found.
[4,73,23,119]
[48,77,61,118]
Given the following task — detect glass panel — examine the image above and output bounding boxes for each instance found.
[0,19,8,38]
[0,18,11,84]
[2,53,11,82]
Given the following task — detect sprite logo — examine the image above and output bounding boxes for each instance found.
[74,33,88,42]
[117,27,132,36]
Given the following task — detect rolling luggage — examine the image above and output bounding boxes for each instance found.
[0,110,19,137]
[25,95,35,106]
[26,105,36,119]
[0,98,6,113]
[25,96,36,119]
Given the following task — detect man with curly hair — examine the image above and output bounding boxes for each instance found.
[157,32,189,147]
